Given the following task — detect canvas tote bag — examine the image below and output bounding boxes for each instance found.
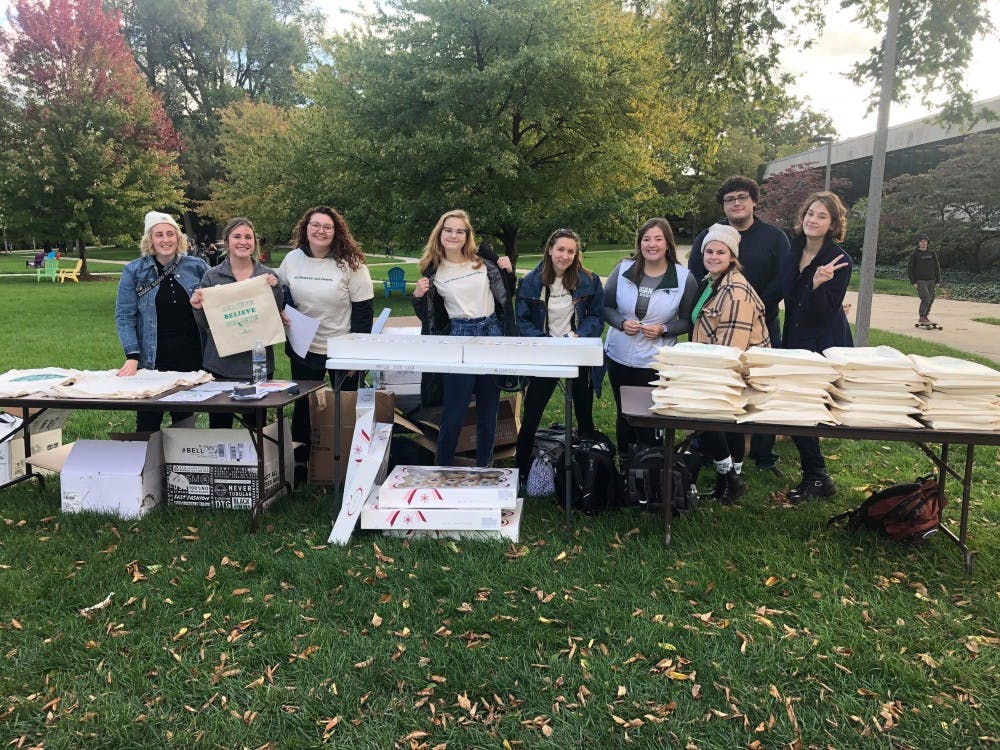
[201,275,285,357]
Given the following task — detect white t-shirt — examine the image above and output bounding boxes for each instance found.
[277,249,374,354]
[433,259,494,320]
[546,276,574,337]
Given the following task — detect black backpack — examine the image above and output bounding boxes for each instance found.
[555,430,620,513]
[827,475,944,544]
[624,445,698,512]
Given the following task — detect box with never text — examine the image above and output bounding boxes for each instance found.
[308,388,396,486]
[162,422,292,510]
[58,434,164,519]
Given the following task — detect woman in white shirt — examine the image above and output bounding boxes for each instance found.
[412,210,509,466]
[277,206,374,470]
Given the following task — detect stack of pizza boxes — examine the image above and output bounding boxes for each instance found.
[360,465,523,542]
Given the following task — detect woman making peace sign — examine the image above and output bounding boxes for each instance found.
[781,191,853,503]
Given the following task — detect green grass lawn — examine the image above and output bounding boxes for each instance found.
[973,317,1000,326]
[0,277,998,748]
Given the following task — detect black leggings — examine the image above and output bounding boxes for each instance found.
[605,357,657,457]
[697,431,745,464]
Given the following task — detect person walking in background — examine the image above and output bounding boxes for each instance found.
[514,228,605,481]
[412,209,509,467]
[781,191,853,503]
[687,175,790,474]
[115,211,209,432]
[604,217,697,461]
[690,223,770,504]
[277,206,374,476]
[190,217,283,428]
[907,233,941,326]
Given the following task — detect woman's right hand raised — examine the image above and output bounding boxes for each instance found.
[117,359,138,377]
[413,277,430,298]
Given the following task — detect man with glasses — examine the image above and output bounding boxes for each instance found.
[688,175,790,475]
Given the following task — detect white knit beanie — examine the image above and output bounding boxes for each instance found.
[144,211,181,236]
[702,223,741,258]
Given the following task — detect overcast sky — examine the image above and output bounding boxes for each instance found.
[319,0,998,141]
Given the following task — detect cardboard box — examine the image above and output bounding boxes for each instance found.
[0,409,71,483]
[361,489,502,531]
[308,388,396,486]
[328,423,393,545]
[382,498,524,542]
[377,465,518,509]
[462,336,604,366]
[329,333,463,363]
[162,421,293,510]
[58,434,164,519]
[393,393,520,465]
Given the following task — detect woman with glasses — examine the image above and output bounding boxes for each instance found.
[277,206,374,474]
[514,228,605,481]
[412,210,510,467]
[604,218,697,460]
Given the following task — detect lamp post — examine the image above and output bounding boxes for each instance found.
[808,135,833,191]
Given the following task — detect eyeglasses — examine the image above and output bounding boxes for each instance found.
[723,193,752,206]
[308,221,335,232]
[441,227,467,236]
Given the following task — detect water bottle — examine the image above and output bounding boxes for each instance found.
[251,339,266,384]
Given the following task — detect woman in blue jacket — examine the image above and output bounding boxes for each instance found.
[781,191,853,502]
[115,211,209,432]
[514,228,605,479]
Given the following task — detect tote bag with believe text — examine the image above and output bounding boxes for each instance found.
[201,275,285,357]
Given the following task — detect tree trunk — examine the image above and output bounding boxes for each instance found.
[77,238,89,277]
[498,226,519,266]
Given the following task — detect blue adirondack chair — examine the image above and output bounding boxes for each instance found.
[383,266,406,298]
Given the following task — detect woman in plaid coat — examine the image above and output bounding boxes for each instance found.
[690,223,769,503]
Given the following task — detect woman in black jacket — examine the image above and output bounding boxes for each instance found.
[781,191,852,502]
[412,210,509,467]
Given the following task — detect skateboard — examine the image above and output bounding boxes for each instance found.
[915,322,943,330]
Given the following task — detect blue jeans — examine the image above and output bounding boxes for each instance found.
[438,316,502,467]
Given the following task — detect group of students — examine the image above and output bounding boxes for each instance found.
[114,178,854,504]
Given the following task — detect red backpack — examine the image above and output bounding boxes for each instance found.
[827,475,944,544]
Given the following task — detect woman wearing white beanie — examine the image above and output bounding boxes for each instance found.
[115,210,209,431]
[690,222,770,503]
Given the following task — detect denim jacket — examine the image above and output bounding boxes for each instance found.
[115,254,209,370]
[515,262,606,395]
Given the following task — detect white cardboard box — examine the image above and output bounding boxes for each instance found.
[58,434,164,519]
[0,409,71,483]
[162,421,293,510]
[328,422,393,545]
[462,336,604,366]
[377,465,518,509]
[329,333,463,363]
[383,498,524,542]
[361,489,502,531]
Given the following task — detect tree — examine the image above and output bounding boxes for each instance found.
[757,164,853,238]
[845,0,997,124]
[880,133,1000,271]
[0,0,185,273]
[302,0,672,257]
[113,0,323,212]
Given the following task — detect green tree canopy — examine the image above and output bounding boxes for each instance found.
[0,0,185,269]
[298,0,675,256]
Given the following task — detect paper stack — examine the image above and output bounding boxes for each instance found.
[360,466,523,541]
[648,343,746,420]
[738,347,839,425]
[908,355,1000,431]
[823,346,927,428]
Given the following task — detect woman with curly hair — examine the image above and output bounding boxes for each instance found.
[277,206,374,470]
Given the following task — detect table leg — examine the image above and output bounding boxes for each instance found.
[662,428,675,547]
[277,406,289,496]
[933,443,975,575]
[564,378,573,534]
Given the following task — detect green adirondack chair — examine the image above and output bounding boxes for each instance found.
[36,258,58,282]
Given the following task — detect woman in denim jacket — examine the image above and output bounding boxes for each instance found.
[115,211,209,431]
[514,228,605,480]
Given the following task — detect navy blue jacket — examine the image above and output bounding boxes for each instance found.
[781,235,853,352]
[515,262,605,395]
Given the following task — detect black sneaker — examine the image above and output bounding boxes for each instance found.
[713,469,746,505]
[787,473,836,503]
